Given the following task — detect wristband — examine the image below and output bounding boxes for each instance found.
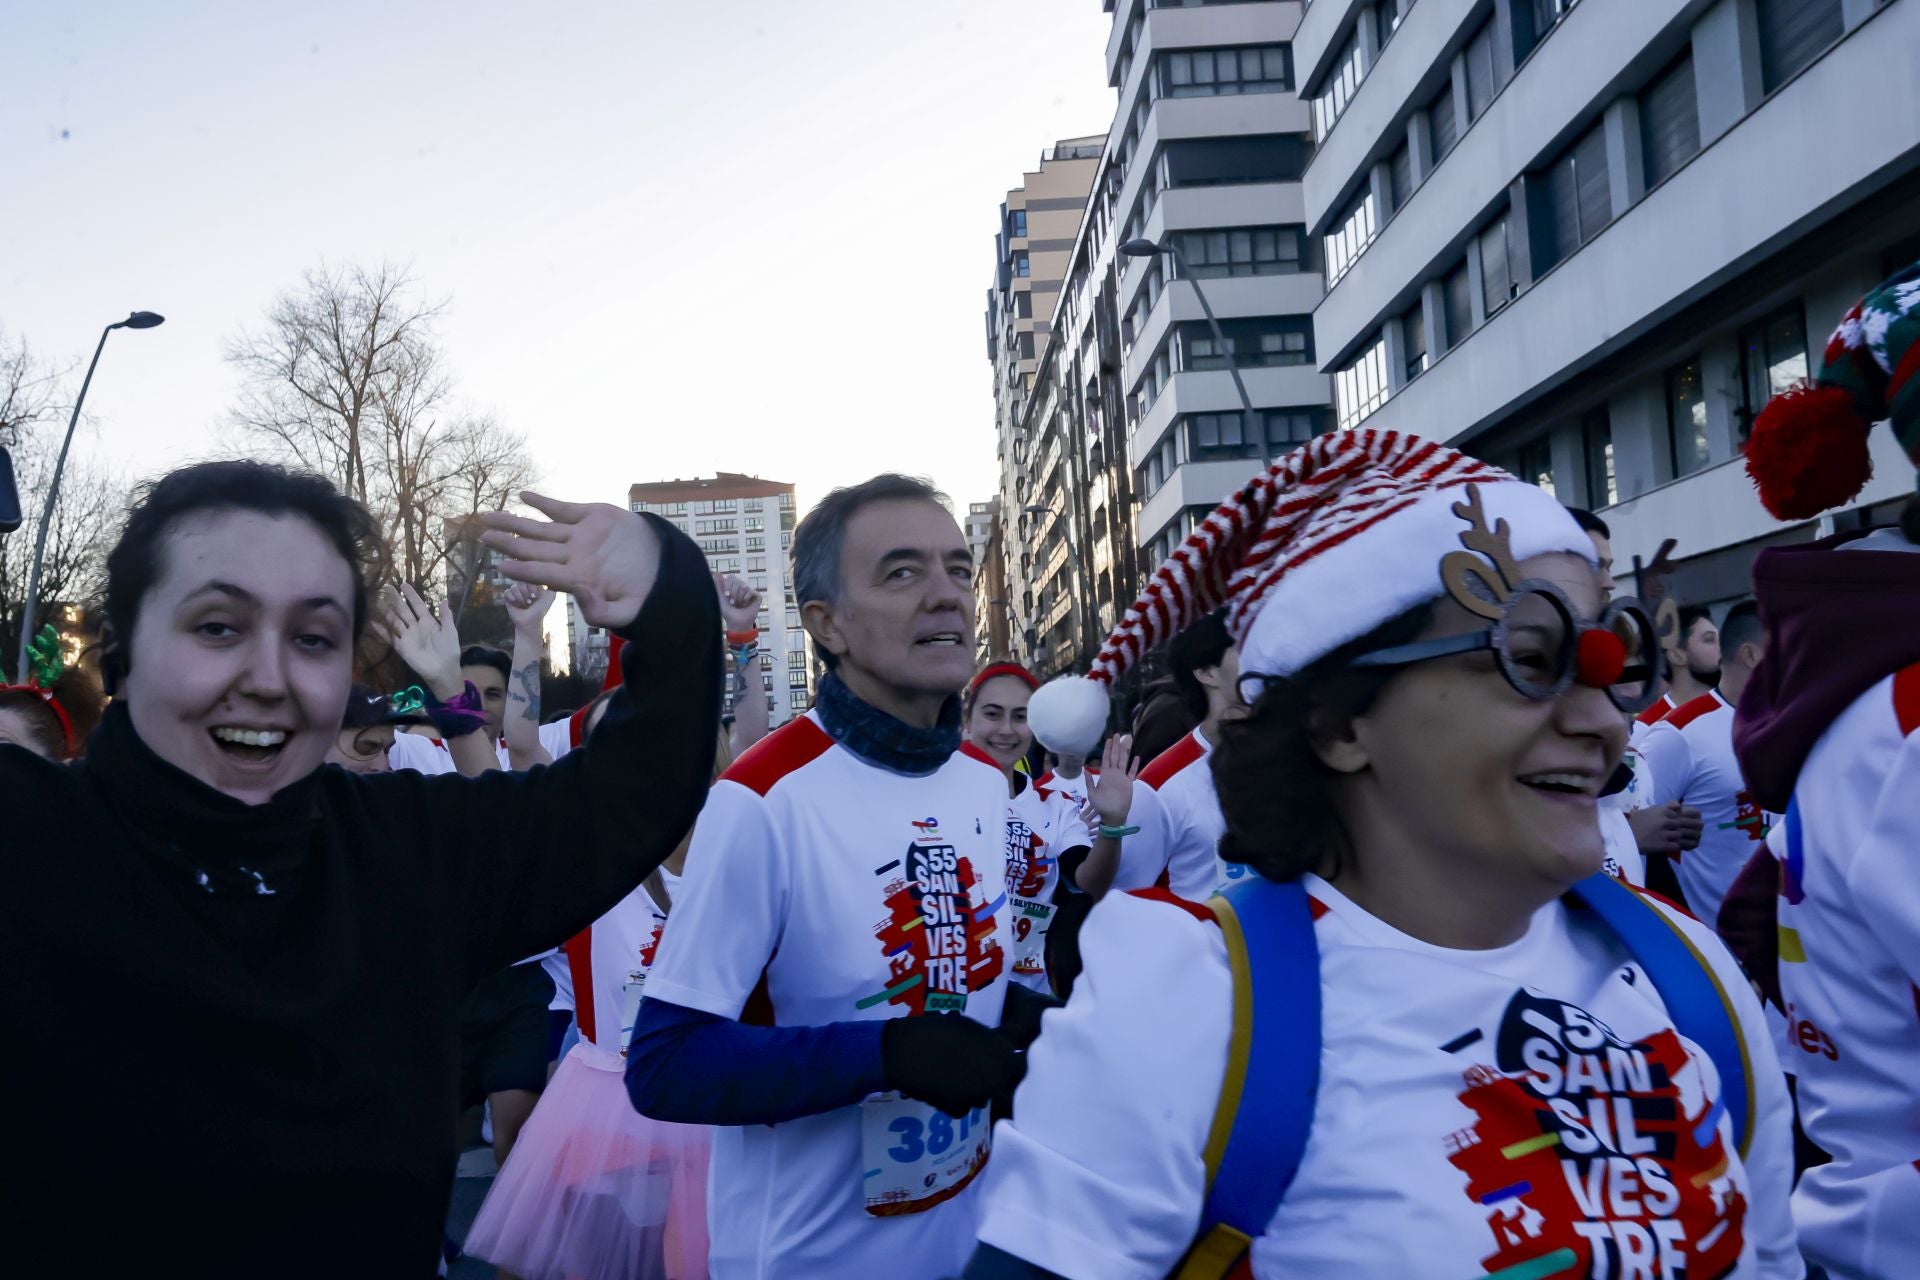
[1098,824,1139,839]
[425,680,488,738]
[731,642,759,669]
[724,628,760,647]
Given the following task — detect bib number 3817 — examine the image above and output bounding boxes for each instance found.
[860,1092,992,1217]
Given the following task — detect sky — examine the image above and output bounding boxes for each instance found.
[3,1,1117,528]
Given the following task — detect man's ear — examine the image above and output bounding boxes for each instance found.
[1193,662,1223,693]
[1307,703,1369,775]
[801,599,848,664]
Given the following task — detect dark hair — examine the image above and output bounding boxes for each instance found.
[1169,609,1233,721]
[0,688,71,759]
[790,473,948,671]
[1719,600,1764,660]
[1902,494,1920,545]
[1674,604,1714,647]
[1213,604,1434,882]
[1564,506,1611,540]
[458,645,511,681]
[102,461,380,692]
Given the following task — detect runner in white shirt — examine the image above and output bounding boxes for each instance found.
[1729,271,1920,1280]
[626,475,1036,1280]
[1113,609,1236,900]
[1638,602,1771,928]
[964,432,1798,1279]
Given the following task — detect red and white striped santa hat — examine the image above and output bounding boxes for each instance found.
[1026,430,1593,748]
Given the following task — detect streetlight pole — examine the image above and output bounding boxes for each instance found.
[16,311,164,681]
[1118,238,1257,433]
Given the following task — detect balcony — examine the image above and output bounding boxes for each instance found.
[1130,363,1332,467]
[1124,271,1325,392]
[1294,0,1370,95]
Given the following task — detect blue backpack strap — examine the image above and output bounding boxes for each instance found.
[1175,876,1322,1280]
[1567,873,1753,1158]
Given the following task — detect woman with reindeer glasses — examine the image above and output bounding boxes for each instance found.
[962,432,1799,1279]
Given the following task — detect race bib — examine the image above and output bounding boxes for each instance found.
[1009,896,1056,976]
[618,970,646,1054]
[860,1092,991,1217]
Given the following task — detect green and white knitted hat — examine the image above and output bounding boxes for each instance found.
[1746,261,1920,519]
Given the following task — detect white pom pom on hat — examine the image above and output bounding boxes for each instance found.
[1029,429,1593,726]
[1027,675,1111,756]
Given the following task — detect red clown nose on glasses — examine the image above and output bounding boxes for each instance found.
[1576,626,1628,689]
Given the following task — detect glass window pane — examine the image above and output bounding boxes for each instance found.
[1169,53,1192,86]
[1193,52,1214,82]
[1229,231,1252,262]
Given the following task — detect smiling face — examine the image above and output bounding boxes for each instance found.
[121,510,357,805]
[802,497,976,725]
[1335,552,1628,894]
[965,673,1033,773]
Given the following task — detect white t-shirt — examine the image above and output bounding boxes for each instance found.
[1770,667,1920,1279]
[542,869,675,1053]
[1032,767,1095,808]
[1005,777,1091,992]
[1114,729,1225,900]
[1629,693,1679,749]
[1641,692,1772,925]
[643,712,1012,1280]
[976,880,1799,1280]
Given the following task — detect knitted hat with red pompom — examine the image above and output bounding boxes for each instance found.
[1745,260,1920,520]
[1025,430,1592,737]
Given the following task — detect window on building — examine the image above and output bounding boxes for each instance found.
[1401,299,1428,381]
[1161,44,1292,97]
[1010,209,1028,238]
[1463,19,1498,122]
[1427,78,1458,161]
[1018,332,1036,360]
[1756,0,1845,93]
[1174,226,1304,278]
[1479,210,1513,317]
[1666,356,1711,478]
[747,555,766,572]
[786,627,806,651]
[788,669,810,690]
[1524,0,1580,57]
[1180,318,1313,370]
[1263,409,1322,450]
[1739,304,1809,441]
[1163,135,1308,188]
[1441,260,1473,352]
[760,651,774,671]
[1013,252,1030,278]
[1518,436,1557,496]
[665,502,687,515]
[788,650,806,670]
[780,531,792,549]
[1314,29,1366,141]
[1187,412,1250,456]
[779,492,795,509]
[1639,52,1700,188]
[1540,121,1610,269]
[1582,405,1617,507]
[780,510,795,531]
[1388,142,1413,212]
[745,535,765,551]
[790,690,811,712]
[1375,0,1409,47]
[1015,291,1033,319]
[1325,189,1378,285]
[1334,337,1391,430]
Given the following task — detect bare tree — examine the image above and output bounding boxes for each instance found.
[0,330,123,669]
[226,262,535,595]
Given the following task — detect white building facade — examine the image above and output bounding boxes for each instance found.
[1297,0,1919,604]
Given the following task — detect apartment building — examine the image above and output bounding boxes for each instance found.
[1297,0,1919,605]
[626,472,809,725]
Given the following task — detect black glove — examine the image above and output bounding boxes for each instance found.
[881,1013,1020,1118]
[998,982,1062,1053]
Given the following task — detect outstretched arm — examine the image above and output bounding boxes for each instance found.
[502,582,556,769]
[717,573,771,755]
[373,582,499,776]
[1066,735,1140,901]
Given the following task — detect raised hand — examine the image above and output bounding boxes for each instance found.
[480,492,663,631]
[1086,733,1141,829]
[373,582,464,699]
[716,573,762,633]
[504,581,556,636]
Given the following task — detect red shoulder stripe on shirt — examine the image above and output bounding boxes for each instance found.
[1636,693,1676,727]
[1893,662,1920,737]
[721,716,835,797]
[563,928,595,1044]
[958,741,1001,770]
[1139,731,1206,790]
[1662,692,1723,731]
[1127,886,1216,924]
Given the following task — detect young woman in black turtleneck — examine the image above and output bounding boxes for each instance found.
[0,461,720,1276]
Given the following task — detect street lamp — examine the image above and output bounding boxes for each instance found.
[1118,238,1257,429]
[16,311,165,681]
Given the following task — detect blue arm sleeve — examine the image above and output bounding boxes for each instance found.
[624,997,890,1125]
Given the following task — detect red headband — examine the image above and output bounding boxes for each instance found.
[0,685,76,759]
[969,661,1039,696]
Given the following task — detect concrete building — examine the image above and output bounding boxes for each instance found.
[564,596,611,684]
[1296,0,1919,606]
[626,472,809,725]
[985,137,1106,670]
[986,2,1336,677]
[965,500,1015,665]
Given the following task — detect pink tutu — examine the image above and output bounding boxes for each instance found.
[464,1042,710,1280]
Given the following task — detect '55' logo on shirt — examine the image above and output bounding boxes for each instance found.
[867,825,1004,1016]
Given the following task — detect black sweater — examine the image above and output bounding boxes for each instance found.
[0,516,719,1276]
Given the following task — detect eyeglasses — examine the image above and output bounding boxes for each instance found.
[1238,582,1666,713]
[1355,582,1665,712]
